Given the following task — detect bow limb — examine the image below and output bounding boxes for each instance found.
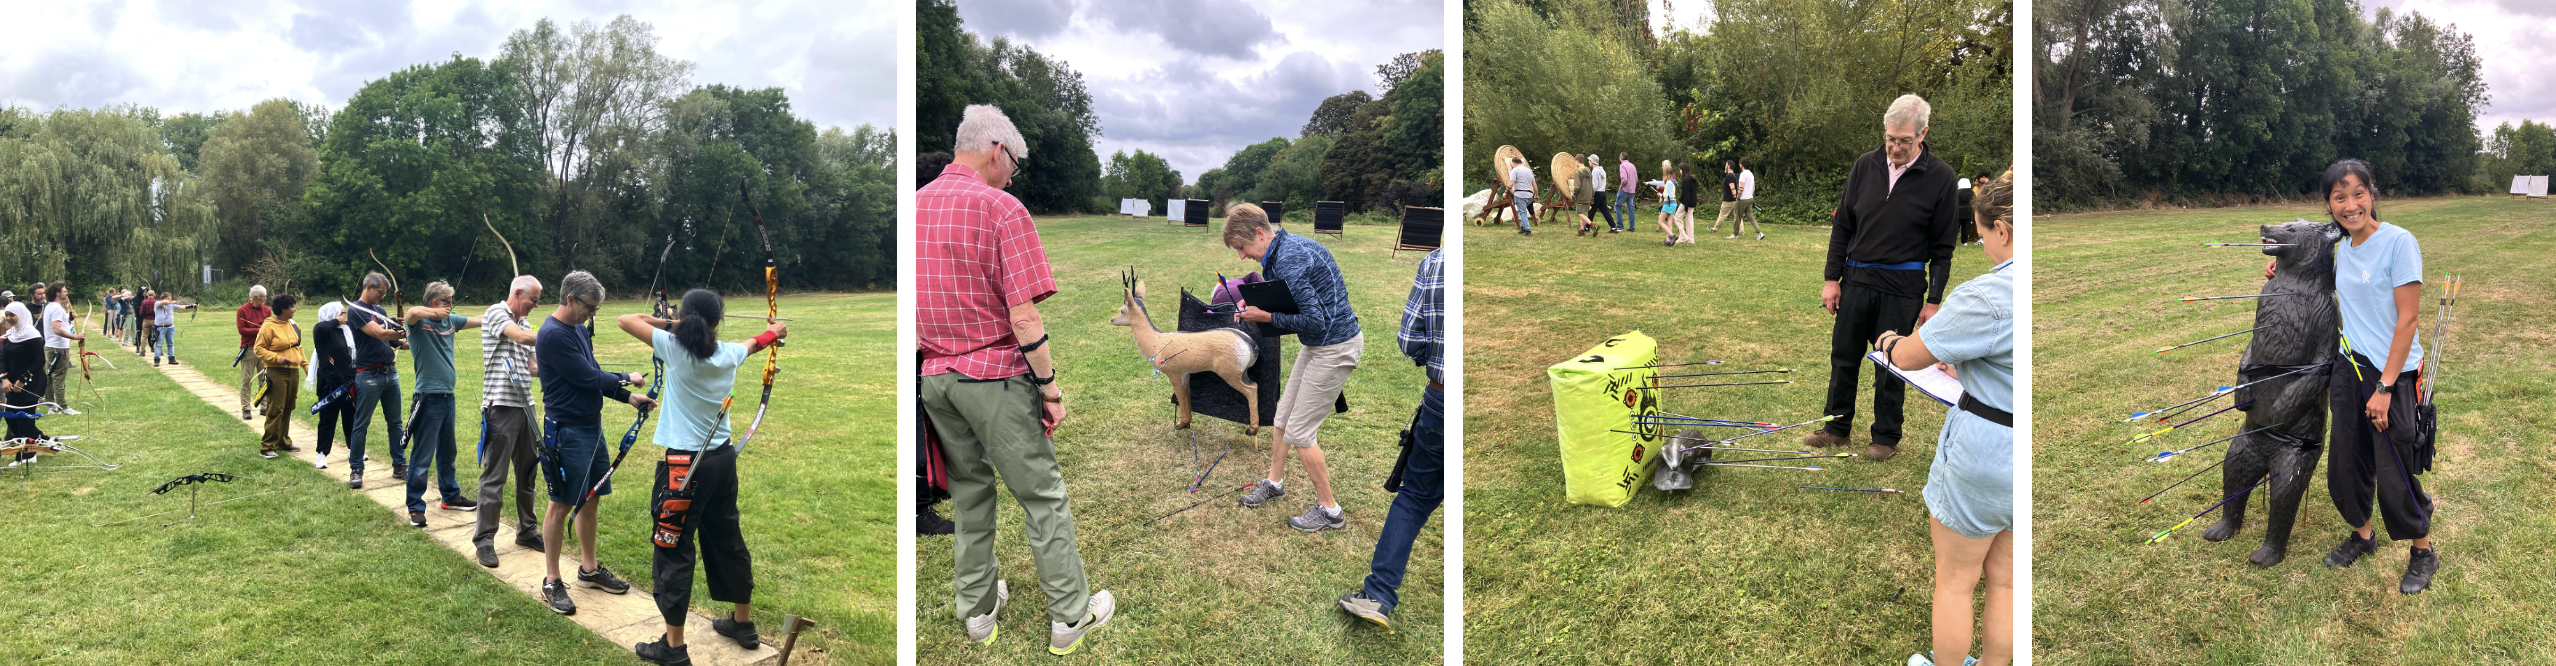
[736,180,781,453]
[483,214,520,278]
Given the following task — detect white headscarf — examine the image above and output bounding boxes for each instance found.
[3,301,38,343]
[307,300,350,386]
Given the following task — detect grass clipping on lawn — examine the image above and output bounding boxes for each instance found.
[1462,220,1988,662]
[2033,197,2556,664]
[139,291,896,666]
[914,216,1440,664]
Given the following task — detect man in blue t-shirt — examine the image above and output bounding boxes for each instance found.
[398,281,478,528]
[532,271,656,616]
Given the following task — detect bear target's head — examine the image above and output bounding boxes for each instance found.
[2258,218,2344,273]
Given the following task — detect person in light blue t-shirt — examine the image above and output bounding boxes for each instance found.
[1877,169,2013,666]
[611,288,786,665]
[2278,159,2438,595]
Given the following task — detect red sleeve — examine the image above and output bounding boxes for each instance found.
[993,200,1057,308]
[237,307,261,335]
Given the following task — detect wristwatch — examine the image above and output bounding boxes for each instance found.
[2375,380,2395,395]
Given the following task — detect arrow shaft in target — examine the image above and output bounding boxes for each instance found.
[2155,326,2268,354]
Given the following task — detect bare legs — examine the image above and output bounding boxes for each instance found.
[1264,426,1339,510]
[1930,515,2013,666]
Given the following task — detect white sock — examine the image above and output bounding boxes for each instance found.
[1267,479,1283,491]
[1322,504,1341,518]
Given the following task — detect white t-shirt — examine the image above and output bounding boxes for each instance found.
[42,303,71,349]
[1739,170,1757,199]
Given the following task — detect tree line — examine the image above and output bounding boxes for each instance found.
[919,0,1443,219]
[0,15,896,302]
[1465,0,2011,225]
[2036,0,2487,209]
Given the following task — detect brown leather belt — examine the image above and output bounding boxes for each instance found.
[1427,381,1444,393]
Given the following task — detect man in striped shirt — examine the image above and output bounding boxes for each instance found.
[917,104,1115,655]
[472,275,547,568]
[1337,248,1442,629]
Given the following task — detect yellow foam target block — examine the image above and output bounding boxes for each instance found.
[1547,331,1663,507]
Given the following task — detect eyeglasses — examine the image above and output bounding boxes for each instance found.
[1884,134,1920,149]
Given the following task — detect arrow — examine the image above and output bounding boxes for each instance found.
[1697,462,1825,471]
[1629,421,1775,430]
[1633,380,1793,390]
[1800,485,1900,494]
[2137,457,2226,505]
[1619,360,1726,370]
[2201,243,2293,247]
[1697,452,1854,464]
[2125,400,2251,445]
[2123,366,2314,422]
[2155,326,2267,354]
[2148,473,2276,544]
[1650,368,1794,380]
[2151,425,2278,463]
[2181,293,2297,303]
[1669,415,1839,455]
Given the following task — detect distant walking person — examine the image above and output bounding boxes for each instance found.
[1585,154,1616,233]
[1811,94,1961,463]
[1654,160,1681,246]
[1616,153,1638,233]
[1509,157,1536,235]
[918,104,1116,654]
[1710,159,1740,236]
[1733,159,1764,240]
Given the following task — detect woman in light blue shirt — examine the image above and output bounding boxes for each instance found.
[2299,159,2437,594]
[1877,169,2013,666]
[613,288,786,664]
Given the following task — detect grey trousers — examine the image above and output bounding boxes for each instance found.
[44,347,69,406]
[922,371,1091,625]
[473,405,542,547]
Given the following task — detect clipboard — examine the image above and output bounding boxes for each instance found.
[1235,279,1297,338]
[1868,350,1963,407]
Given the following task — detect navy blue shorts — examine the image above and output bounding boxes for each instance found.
[542,422,612,505]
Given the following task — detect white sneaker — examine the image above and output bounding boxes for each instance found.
[314,454,329,469]
[1048,590,1116,655]
[964,580,1009,644]
[59,407,80,416]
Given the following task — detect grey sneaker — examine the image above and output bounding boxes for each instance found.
[1048,590,1116,655]
[1288,504,1346,533]
[541,578,577,615]
[1239,479,1285,508]
[577,565,631,595]
[1337,592,1390,629]
[476,543,499,568]
[965,580,1010,644]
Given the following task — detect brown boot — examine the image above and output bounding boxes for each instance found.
[1802,430,1850,449]
[1863,442,1898,462]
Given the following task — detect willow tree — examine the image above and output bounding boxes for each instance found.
[1462,0,1674,194]
[0,107,217,291]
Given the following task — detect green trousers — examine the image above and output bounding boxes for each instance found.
[921,371,1090,625]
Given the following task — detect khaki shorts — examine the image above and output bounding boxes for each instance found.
[1276,332,1363,449]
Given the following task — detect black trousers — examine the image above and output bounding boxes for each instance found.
[1589,195,1615,229]
[2329,352,2430,541]
[652,443,752,626]
[1821,282,1923,445]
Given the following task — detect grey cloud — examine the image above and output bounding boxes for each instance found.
[153,0,242,32]
[1092,50,1370,176]
[1085,0,1282,59]
[790,25,900,129]
[1,50,146,109]
[955,0,1078,41]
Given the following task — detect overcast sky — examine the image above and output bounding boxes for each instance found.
[956,0,1441,182]
[0,0,895,133]
[2361,0,2556,135]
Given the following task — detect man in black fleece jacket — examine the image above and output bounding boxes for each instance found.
[1810,94,1961,462]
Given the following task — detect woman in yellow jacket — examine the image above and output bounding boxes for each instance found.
[252,294,306,459]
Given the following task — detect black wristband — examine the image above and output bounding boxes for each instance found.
[1026,370,1055,386]
[1019,333,1049,353]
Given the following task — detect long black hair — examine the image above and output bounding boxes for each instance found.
[674,289,724,361]
[2319,158,2380,224]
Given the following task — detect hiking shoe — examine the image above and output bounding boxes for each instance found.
[2324,532,2376,568]
[712,617,760,650]
[577,565,631,595]
[1757,232,1767,241]
[1288,504,1346,533]
[965,580,1010,644]
[2401,546,2438,594]
[1239,479,1286,508]
[242,409,251,420]
[280,443,302,452]
[58,407,79,416]
[634,635,691,666]
[440,497,479,511]
[1048,590,1116,655]
[408,511,426,528]
[390,465,407,482]
[1337,592,1390,629]
[476,543,499,568]
[1863,443,1898,462]
[347,470,363,490]
[1803,430,1850,449]
[259,450,278,459]
[541,578,577,615]
[1727,234,1739,239]
[516,529,546,552]
[919,504,955,536]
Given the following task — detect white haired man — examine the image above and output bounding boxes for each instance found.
[918,104,1117,655]
[235,285,273,419]
[399,281,471,528]
[474,275,548,568]
[1811,94,1962,462]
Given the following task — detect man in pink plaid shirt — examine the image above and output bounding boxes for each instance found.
[917,104,1116,655]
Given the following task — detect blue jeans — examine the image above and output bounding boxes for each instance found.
[1511,191,1534,232]
[404,393,463,512]
[1614,190,1636,230]
[1361,386,1443,614]
[153,325,175,359]
[348,369,406,472]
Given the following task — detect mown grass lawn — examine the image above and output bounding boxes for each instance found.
[2032,196,2556,665]
[23,290,895,665]
[1462,217,1994,662]
[913,214,1441,664]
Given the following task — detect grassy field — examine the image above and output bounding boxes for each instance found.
[2032,196,2556,664]
[1462,218,1995,662]
[913,215,1441,664]
[16,291,895,664]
